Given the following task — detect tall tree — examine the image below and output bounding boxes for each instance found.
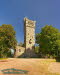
[18,42,25,47]
[0,24,17,58]
[36,25,60,58]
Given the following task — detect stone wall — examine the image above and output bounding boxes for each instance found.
[24,18,36,57]
[14,18,36,58]
[14,46,25,57]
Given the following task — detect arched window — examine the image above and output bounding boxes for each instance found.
[29,39,32,44]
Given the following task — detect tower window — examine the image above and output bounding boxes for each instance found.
[29,39,32,44]
[19,49,21,52]
[28,33,29,35]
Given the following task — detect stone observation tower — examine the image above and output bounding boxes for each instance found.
[14,18,36,58]
[24,18,36,57]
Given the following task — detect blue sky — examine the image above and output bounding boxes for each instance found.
[0,0,60,43]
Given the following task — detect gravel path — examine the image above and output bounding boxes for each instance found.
[0,58,42,75]
[48,62,60,74]
[0,58,60,75]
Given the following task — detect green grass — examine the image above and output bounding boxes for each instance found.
[0,58,8,60]
[37,59,60,75]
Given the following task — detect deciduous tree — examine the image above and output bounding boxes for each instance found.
[0,24,17,58]
[36,25,60,58]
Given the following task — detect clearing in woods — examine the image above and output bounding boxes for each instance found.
[0,58,60,75]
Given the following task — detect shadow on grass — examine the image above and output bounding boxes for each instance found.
[1,68,29,74]
[55,57,60,62]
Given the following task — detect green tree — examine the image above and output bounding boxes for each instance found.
[35,46,39,53]
[36,25,60,58]
[0,24,17,58]
[18,42,25,47]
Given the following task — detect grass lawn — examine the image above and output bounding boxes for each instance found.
[0,58,8,60]
[0,58,60,75]
[36,59,59,75]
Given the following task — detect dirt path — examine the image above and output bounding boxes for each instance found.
[48,62,60,74]
[0,58,60,75]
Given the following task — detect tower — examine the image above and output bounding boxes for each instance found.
[24,18,36,57]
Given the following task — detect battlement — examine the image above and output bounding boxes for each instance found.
[24,18,36,28]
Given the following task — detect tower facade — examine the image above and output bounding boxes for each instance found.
[24,18,36,57]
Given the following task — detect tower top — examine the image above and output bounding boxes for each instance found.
[24,17,36,23]
[24,17,36,28]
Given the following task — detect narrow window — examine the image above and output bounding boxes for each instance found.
[29,39,32,44]
[19,49,21,52]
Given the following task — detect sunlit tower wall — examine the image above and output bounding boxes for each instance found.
[24,17,36,57]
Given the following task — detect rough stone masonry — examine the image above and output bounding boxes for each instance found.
[15,18,36,57]
[24,18,36,57]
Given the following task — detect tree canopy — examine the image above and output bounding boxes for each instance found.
[0,24,17,58]
[36,25,60,58]
[18,42,25,47]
